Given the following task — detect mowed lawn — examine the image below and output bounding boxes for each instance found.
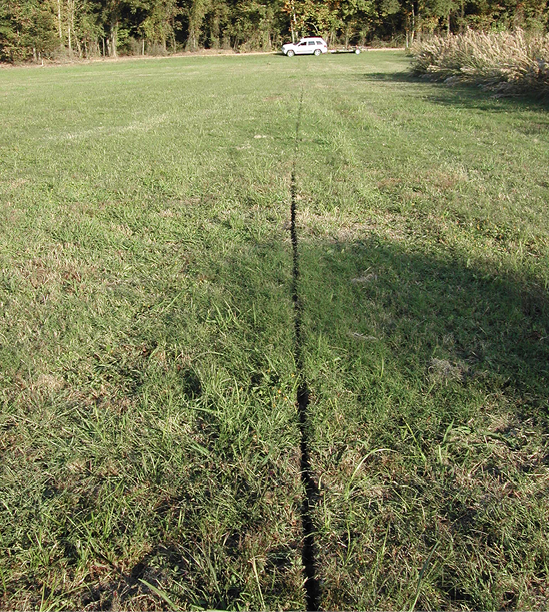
[1,52,548,610]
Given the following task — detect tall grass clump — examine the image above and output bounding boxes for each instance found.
[412,29,549,95]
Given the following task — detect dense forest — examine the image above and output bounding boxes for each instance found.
[0,0,548,62]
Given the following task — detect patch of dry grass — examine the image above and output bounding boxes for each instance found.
[412,29,549,95]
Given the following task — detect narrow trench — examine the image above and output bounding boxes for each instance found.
[290,90,320,612]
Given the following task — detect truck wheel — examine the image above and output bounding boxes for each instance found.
[287,49,295,57]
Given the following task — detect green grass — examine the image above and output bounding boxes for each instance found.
[1,52,549,610]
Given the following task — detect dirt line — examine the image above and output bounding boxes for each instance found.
[290,88,320,612]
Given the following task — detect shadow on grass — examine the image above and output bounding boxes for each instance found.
[149,230,548,606]
[361,71,549,113]
[101,234,549,610]
[299,234,549,403]
[293,234,549,609]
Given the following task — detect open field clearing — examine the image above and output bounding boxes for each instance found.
[1,52,549,610]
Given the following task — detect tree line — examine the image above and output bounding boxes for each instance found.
[1,0,547,62]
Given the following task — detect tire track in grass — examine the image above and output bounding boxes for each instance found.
[290,87,320,612]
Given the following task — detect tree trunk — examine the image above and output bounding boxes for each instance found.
[110,21,118,57]
[410,6,415,45]
[71,0,80,57]
[211,12,220,48]
[290,1,297,43]
[57,0,62,40]
[67,0,75,57]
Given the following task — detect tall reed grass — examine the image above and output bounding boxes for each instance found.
[412,29,549,95]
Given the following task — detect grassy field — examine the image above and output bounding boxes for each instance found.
[1,52,549,610]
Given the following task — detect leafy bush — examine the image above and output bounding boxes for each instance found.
[411,29,549,95]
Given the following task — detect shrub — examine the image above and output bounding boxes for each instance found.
[411,29,549,96]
